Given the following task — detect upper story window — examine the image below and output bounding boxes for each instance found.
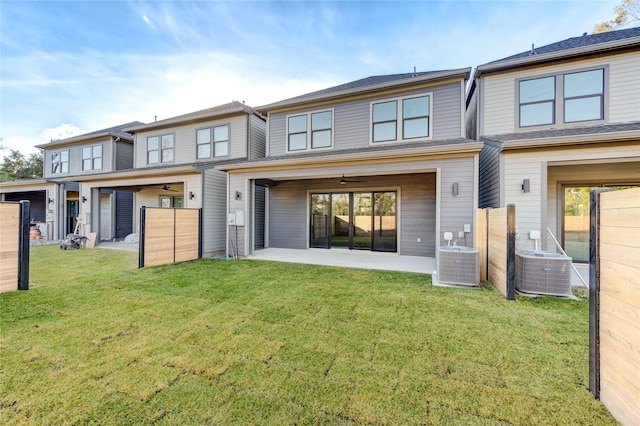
[51,150,69,174]
[147,134,174,164]
[518,68,605,128]
[82,144,102,171]
[196,124,229,159]
[371,94,431,143]
[287,109,333,152]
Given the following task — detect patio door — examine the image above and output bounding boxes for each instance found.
[563,185,636,262]
[309,191,396,252]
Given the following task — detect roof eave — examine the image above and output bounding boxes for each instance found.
[35,132,133,149]
[475,37,640,77]
[217,141,483,172]
[125,106,263,134]
[256,67,472,113]
[496,129,640,150]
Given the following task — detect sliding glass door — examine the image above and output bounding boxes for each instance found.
[310,191,396,252]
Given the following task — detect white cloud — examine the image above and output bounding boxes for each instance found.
[41,123,85,143]
[142,14,151,25]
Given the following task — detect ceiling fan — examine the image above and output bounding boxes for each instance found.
[339,174,361,185]
[162,185,178,192]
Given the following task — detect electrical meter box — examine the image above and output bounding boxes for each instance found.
[228,211,245,226]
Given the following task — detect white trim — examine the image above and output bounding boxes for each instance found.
[369,92,434,145]
[473,154,479,247]
[285,107,335,154]
[265,113,270,157]
[460,80,466,138]
[435,167,442,268]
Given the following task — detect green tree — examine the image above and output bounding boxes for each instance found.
[593,0,640,33]
[0,149,44,182]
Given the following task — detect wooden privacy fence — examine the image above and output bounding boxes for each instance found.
[0,201,30,293]
[589,187,640,426]
[476,205,515,300]
[139,207,202,268]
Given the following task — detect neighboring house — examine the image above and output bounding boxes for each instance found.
[218,69,483,259]
[0,122,142,240]
[468,26,640,261]
[75,101,266,256]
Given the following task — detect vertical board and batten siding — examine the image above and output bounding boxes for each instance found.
[141,208,200,267]
[115,191,134,239]
[90,188,101,239]
[0,203,20,293]
[202,169,227,255]
[482,51,640,135]
[503,146,640,251]
[478,141,501,208]
[598,188,640,426]
[115,141,134,170]
[267,82,463,157]
[487,207,508,297]
[133,115,248,169]
[249,115,266,160]
[254,185,266,249]
[43,139,113,179]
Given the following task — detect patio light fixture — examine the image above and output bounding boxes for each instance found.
[522,179,530,193]
[452,182,459,196]
[82,196,88,203]
[235,191,241,200]
[189,191,195,200]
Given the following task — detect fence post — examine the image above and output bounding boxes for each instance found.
[506,204,516,300]
[138,206,146,268]
[588,188,611,399]
[18,201,30,291]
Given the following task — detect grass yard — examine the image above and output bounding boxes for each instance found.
[1,246,615,424]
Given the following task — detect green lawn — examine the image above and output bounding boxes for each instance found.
[0,245,614,424]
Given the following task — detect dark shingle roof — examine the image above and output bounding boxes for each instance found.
[124,101,262,133]
[257,68,471,111]
[36,121,144,148]
[483,121,640,143]
[487,26,640,65]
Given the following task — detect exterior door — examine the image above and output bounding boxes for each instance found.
[67,200,78,234]
[309,191,396,252]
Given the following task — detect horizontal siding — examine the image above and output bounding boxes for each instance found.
[478,142,501,208]
[268,181,308,249]
[439,157,477,248]
[267,81,463,157]
[482,51,640,135]
[44,139,113,179]
[203,169,227,254]
[115,191,133,239]
[134,115,248,168]
[502,143,640,251]
[115,141,134,170]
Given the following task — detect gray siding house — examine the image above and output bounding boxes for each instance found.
[218,69,483,260]
[1,122,142,240]
[76,102,266,255]
[468,27,640,261]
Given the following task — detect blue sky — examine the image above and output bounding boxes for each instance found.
[0,0,622,157]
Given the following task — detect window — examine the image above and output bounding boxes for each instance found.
[371,94,431,143]
[564,69,604,122]
[160,196,183,208]
[51,150,69,174]
[147,134,174,164]
[518,68,605,128]
[287,110,333,152]
[519,76,555,127]
[197,124,229,159]
[82,144,102,170]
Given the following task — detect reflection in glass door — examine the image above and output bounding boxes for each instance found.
[372,192,397,252]
[331,193,350,249]
[353,193,372,250]
[564,185,635,262]
[310,194,330,248]
[310,191,396,252]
